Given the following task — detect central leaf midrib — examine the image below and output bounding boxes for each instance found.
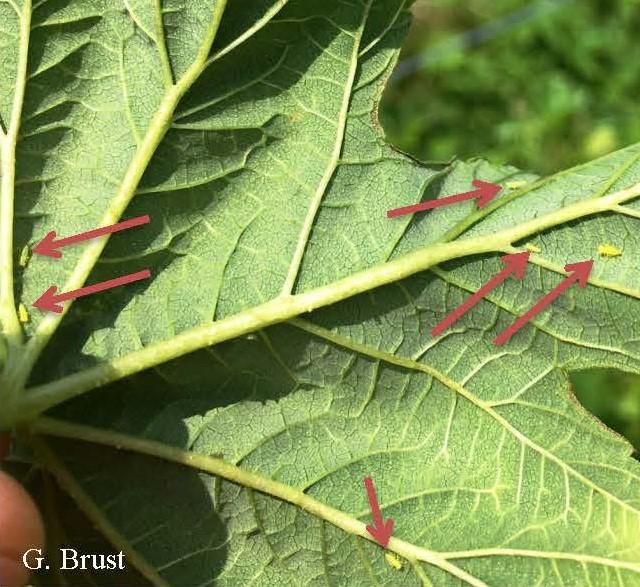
[19,179,640,420]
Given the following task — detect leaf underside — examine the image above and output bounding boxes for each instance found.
[1,1,640,586]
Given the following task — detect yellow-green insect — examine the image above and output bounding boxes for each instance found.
[18,245,31,268]
[524,242,541,254]
[506,180,527,190]
[18,303,30,324]
[384,552,404,571]
[598,244,622,258]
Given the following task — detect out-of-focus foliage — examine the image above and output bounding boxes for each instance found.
[571,370,640,453]
[381,0,640,452]
[382,0,640,174]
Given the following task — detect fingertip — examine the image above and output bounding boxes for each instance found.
[0,553,30,587]
[0,470,46,587]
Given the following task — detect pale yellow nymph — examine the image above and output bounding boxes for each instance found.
[384,552,404,571]
[597,244,622,258]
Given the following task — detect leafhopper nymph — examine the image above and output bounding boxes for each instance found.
[384,552,404,571]
[597,244,622,258]
[18,303,30,323]
[18,244,32,268]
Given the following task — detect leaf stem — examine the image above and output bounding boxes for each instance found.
[0,0,31,350]
[9,0,228,396]
[16,180,640,422]
[29,416,490,587]
[17,233,502,420]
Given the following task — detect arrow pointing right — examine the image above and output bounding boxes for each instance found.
[494,259,594,346]
[387,179,502,218]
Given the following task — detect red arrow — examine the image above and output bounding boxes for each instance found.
[363,477,394,548]
[33,214,150,258]
[494,260,593,346]
[432,251,531,337]
[33,269,151,313]
[387,180,502,218]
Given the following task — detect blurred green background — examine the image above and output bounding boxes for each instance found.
[381,0,640,453]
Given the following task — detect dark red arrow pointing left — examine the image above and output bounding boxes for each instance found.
[387,180,502,218]
[33,214,150,259]
[33,269,151,313]
[364,477,394,548]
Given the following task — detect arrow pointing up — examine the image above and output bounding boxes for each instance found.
[494,259,594,346]
[432,251,531,337]
[387,180,502,219]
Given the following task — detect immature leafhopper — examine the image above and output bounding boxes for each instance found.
[18,303,30,323]
[384,552,404,571]
[597,244,622,258]
[18,245,31,268]
[524,242,541,254]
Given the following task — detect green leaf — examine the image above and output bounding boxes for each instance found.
[1,1,640,586]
